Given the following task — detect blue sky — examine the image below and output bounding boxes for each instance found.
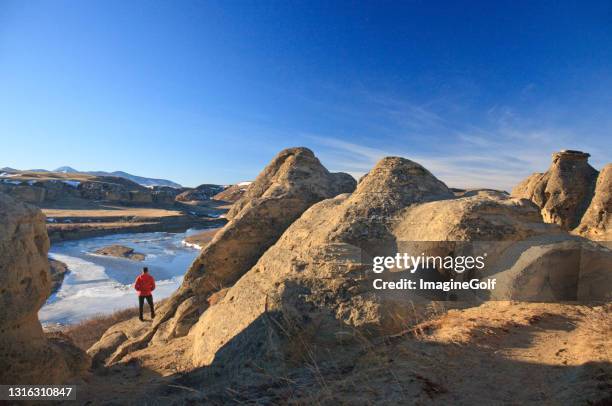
[1,1,611,189]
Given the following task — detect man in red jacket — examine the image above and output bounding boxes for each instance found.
[134,267,156,321]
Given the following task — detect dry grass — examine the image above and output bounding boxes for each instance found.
[62,297,170,351]
[43,207,183,218]
[62,307,140,351]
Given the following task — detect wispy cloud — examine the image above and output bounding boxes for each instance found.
[302,90,603,192]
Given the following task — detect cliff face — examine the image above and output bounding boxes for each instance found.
[0,192,89,384]
[0,172,178,205]
[512,150,599,230]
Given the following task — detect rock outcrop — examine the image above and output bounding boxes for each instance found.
[176,184,226,202]
[49,258,69,294]
[574,164,612,241]
[0,173,166,205]
[92,147,356,364]
[94,245,146,261]
[0,182,47,203]
[0,192,89,384]
[512,150,598,230]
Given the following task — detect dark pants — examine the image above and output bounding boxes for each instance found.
[138,295,155,319]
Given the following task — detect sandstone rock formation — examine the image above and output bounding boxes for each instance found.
[574,164,612,241]
[0,192,89,384]
[512,150,598,230]
[188,159,610,375]
[92,147,356,363]
[94,245,146,261]
[89,151,611,386]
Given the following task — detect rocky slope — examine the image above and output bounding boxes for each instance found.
[0,192,89,384]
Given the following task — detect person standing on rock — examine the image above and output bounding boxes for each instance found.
[134,267,156,321]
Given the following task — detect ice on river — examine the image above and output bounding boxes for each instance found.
[39,229,205,325]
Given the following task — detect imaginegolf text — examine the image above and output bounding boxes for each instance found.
[373,278,497,291]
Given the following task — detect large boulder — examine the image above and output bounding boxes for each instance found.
[574,164,612,241]
[512,150,598,230]
[0,192,89,383]
[94,147,357,364]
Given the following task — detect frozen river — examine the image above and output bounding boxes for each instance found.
[39,229,206,325]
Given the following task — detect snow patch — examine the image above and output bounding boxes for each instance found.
[181,240,203,250]
[1,179,22,185]
[62,180,81,188]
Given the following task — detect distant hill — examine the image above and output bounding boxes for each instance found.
[54,166,79,173]
[84,170,182,188]
[8,166,183,188]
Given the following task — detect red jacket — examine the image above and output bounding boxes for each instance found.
[134,273,156,297]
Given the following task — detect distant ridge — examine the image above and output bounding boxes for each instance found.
[84,170,182,188]
[8,166,183,188]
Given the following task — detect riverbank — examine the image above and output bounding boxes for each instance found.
[42,200,228,242]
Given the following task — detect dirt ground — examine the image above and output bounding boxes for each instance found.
[66,301,611,405]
